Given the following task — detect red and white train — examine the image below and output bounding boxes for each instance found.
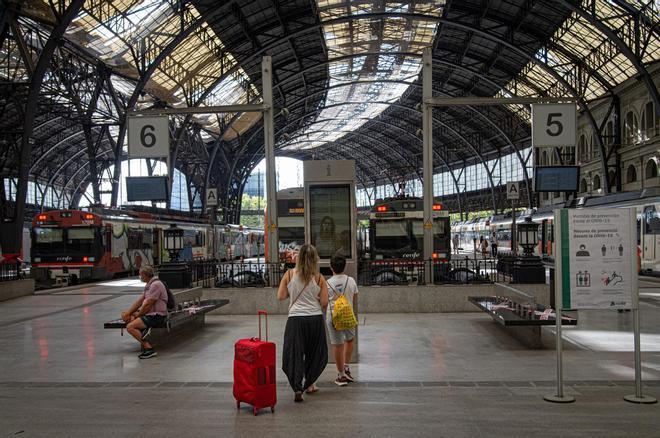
[30,208,263,285]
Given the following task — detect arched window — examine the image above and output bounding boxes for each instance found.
[646,160,658,179]
[578,134,587,161]
[608,170,616,190]
[641,102,656,139]
[580,178,588,193]
[626,165,637,183]
[624,110,639,145]
[591,133,598,159]
[593,174,601,191]
[605,120,614,146]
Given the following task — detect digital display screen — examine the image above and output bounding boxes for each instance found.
[277,199,304,217]
[126,176,169,202]
[534,166,579,192]
[309,185,352,258]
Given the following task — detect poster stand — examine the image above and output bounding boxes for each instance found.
[543,214,574,403]
[546,208,656,403]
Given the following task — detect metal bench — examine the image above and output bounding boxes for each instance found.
[104,286,229,346]
[468,293,577,349]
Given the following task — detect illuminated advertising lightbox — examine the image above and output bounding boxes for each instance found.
[308,185,352,258]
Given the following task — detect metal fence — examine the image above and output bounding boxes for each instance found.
[209,257,501,288]
[0,262,21,282]
[215,260,290,288]
[357,257,501,286]
[189,259,219,288]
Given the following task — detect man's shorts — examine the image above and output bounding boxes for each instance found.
[326,317,356,345]
[141,314,167,328]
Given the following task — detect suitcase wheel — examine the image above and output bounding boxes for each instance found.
[271,406,275,413]
[253,407,258,416]
[236,401,240,410]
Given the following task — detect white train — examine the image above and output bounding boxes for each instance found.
[450,187,660,275]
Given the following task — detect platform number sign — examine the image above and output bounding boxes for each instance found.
[531,103,577,147]
[507,182,520,200]
[206,188,218,207]
[128,116,169,158]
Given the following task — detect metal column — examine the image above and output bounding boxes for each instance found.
[263,56,279,278]
[422,48,433,284]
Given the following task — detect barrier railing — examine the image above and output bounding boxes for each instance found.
[215,260,289,288]
[210,257,501,288]
[189,259,219,288]
[357,257,501,286]
[0,262,21,282]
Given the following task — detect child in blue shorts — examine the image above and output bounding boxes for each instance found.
[326,254,358,386]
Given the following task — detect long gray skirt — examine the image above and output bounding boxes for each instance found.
[282,315,328,392]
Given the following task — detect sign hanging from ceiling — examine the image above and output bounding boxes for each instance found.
[531,103,577,147]
[127,116,170,158]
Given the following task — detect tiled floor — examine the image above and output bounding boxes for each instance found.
[1,278,659,437]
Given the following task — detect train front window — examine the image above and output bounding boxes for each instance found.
[67,227,97,253]
[33,228,64,254]
[412,220,449,252]
[278,227,305,248]
[375,220,410,251]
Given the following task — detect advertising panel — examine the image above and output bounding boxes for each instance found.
[308,185,352,259]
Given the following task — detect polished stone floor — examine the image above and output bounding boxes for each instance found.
[1,278,660,437]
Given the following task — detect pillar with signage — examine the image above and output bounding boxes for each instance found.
[545,208,656,404]
[304,160,358,363]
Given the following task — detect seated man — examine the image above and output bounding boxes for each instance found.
[121,265,168,359]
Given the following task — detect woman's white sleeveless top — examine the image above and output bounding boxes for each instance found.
[287,272,322,317]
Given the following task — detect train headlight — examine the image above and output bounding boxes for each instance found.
[34,257,41,263]
[87,257,95,262]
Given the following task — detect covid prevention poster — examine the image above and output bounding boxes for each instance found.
[555,208,637,310]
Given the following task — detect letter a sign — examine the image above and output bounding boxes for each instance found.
[206,188,218,206]
[507,182,520,200]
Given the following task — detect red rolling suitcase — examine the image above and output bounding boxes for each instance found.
[233,310,277,415]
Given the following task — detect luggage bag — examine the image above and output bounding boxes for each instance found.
[233,310,276,415]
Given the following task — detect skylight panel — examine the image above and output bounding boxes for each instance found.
[284,1,444,151]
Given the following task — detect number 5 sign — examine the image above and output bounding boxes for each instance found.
[531,103,576,147]
[127,116,170,158]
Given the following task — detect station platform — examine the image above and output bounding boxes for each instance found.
[1,278,659,436]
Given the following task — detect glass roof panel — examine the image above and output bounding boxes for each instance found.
[57,1,258,138]
[502,1,658,103]
[283,1,444,151]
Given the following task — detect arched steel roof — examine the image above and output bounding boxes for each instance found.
[0,0,657,223]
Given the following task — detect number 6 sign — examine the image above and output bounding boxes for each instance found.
[531,103,577,147]
[127,116,170,158]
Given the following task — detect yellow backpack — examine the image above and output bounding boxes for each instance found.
[330,278,358,331]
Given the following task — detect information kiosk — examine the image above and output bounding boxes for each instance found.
[304,160,358,364]
[303,160,357,278]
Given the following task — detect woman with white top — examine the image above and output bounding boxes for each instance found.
[278,243,329,402]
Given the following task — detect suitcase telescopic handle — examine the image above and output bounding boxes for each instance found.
[258,310,268,341]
